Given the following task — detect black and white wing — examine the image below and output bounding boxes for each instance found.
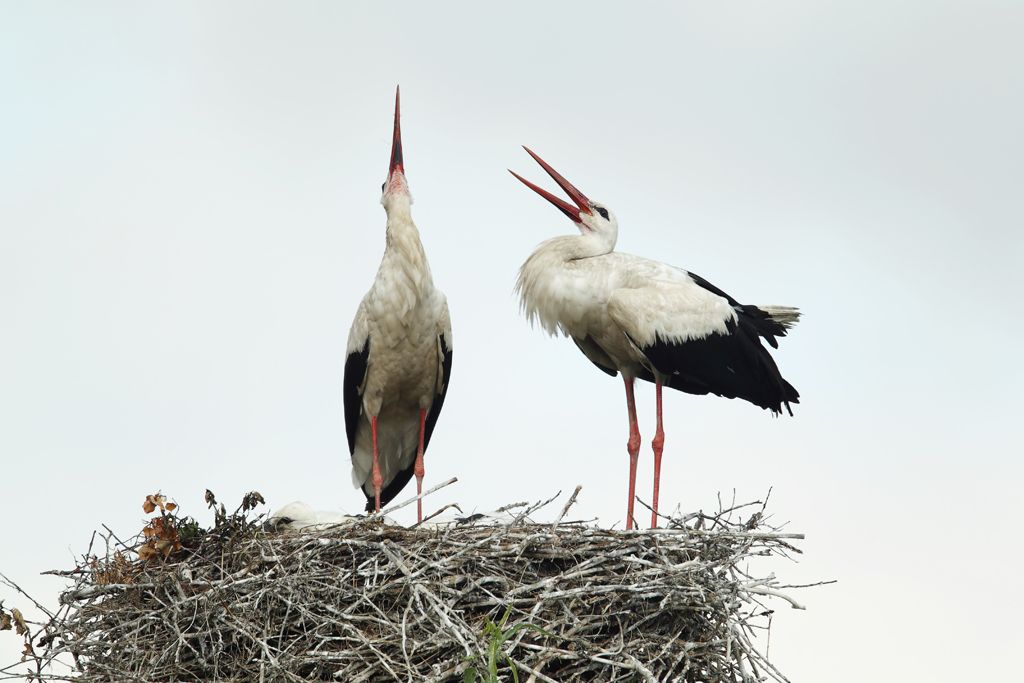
[607,269,799,415]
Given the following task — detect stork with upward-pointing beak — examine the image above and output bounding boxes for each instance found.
[511,147,799,530]
[343,87,453,522]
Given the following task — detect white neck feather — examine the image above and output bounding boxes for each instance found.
[515,232,614,335]
[371,206,433,318]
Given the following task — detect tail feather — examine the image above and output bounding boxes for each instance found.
[759,306,801,330]
[738,305,800,349]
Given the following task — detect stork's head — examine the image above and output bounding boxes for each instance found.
[381,86,412,212]
[509,147,618,245]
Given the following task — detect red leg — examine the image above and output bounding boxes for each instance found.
[415,408,427,523]
[371,416,383,512]
[623,376,641,530]
[651,380,665,529]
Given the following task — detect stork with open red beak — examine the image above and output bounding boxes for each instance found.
[343,87,453,522]
[511,148,799,530]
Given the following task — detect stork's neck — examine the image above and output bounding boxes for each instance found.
[563,228,616,260]
[379,204,433,291]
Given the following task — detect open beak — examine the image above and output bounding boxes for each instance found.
[509,147,592,223]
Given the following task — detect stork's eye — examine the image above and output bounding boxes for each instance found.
[595,207,609,220]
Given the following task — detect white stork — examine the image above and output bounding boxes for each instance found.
[511,148,799,530]
[343,87,453,523]
[265,502,356,531]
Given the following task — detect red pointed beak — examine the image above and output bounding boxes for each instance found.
[509,147,592,223]
[389,86,404,177]
[383,86,409,197]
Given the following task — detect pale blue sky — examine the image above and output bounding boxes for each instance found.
[2,2,1022,679]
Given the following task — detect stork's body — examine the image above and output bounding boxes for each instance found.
[512,148,798,529]
[518,245,797,411]
[344,88,453,521]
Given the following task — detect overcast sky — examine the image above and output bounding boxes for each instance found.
[2,1,1022,679]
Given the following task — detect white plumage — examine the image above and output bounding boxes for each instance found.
[511,147,799,530]
[265,501,356,531]
[343,88,453,522]
[518,246,739,361]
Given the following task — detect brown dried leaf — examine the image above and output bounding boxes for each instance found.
[138,515,183,562]
[204,489,216,508]
[0,610,11,631]
[241,491,266,512]
[745,512,763,530]
[11,608,27,636]
[144,493,174,514]
[93,550,135,585]
[22,641,34,659]
[165,502,177,512]
[137,543,157,561]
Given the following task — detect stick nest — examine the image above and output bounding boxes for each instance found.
[5,491,808,682]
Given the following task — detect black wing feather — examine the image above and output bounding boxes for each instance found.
[343,340,370,455]
[423,333,453,452]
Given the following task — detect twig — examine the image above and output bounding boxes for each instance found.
[551,485,583,528]
[411,503,464,528]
